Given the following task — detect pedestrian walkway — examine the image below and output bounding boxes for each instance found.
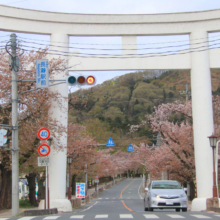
[0,182,114,218]
[0,213,219,219]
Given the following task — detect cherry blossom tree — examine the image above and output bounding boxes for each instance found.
[0,48,69,208]
[130,101,195,184]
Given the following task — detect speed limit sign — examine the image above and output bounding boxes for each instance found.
[38,128,50,140]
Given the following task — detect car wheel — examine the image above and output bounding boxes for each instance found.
[182,208,187,212]
[176,208,180,212]
[144,207,149,211]
[149,208,153,211]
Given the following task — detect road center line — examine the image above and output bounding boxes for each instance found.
[120,179,135,212]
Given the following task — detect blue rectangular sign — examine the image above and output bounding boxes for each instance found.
[36,59,49,88]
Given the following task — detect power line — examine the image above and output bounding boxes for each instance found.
[18,36,220,52]
[16,32,220,46]
[19,43,220,59]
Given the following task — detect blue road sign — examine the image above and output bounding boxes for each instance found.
[127,144,134,152]
[36,59,49,89]
[106,137,115,147]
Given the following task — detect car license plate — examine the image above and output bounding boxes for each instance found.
[166,201,173,205]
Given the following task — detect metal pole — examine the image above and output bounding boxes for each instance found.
[68,163,71,200]
[85,164,87,196]
[212,146,218,198]
[45,166,48,209]
[47,165,50,209]
[215,141,220,198]
[11,33,19,216]
[44,168,46,209]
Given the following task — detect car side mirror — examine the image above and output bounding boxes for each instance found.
[144,187,149,192]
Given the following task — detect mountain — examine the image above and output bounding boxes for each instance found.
[68,69,220,150]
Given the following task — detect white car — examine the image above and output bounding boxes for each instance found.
[144,180,188,212]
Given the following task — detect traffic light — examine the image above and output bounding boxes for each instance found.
[66,75,96,86]
[0,129,11,146]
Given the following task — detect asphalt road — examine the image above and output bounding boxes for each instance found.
[8,178,220,220]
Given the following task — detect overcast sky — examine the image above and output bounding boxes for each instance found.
[1,0,220,91]
[1,0,220,14]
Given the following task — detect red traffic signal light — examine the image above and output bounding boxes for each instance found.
[66,75,96,86]
[86,76,95,85]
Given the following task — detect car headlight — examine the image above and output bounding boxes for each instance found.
[151,193,160,198]
[180,193,186,198]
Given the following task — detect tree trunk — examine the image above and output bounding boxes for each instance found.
[26,173,38,207]
[37,177,45,200]
[0,165,11,209]
[71,174,76,195]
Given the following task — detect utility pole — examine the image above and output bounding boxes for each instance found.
[179,83,191,104]
[6,33,20,216]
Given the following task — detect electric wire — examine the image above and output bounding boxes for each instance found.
[15,35,220,59]
[19,43,220,59]
[16,32,220,46]
[18,36,220,52]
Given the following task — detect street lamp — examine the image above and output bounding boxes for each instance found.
[67,156,73,200]
[208,134,218,198]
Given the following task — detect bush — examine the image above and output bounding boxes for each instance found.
[19,199,33,208]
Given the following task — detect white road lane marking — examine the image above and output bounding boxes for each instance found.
[143,214,159,218]
[18,217,37,220]
[120,214,133,218]
[43,217,60,219]
[0,218,9,220]
[70,216,84,219]
[95,214,108,218]
[167,214,185,218]
[80,201,99,212]
[190,215,211,219]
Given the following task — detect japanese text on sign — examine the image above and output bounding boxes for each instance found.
[76,183,85,198]
[38,157,50,166]
[36,59,49,88]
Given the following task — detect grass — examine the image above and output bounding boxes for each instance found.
[19,199,35,208]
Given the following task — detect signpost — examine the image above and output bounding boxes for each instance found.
[0,129,7,146]
[38,128,50,140]
[36,59,49,89]
[37,128,51,209]
[106,137,115,147]
[38,157,50,166]
[127,144,134,152]
[38,144,51,157]
[94,175,99,193]
[76,183,85,198]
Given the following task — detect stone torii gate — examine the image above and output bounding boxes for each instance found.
[1,4,220,211]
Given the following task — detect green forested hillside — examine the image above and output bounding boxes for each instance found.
[68,69,220,150]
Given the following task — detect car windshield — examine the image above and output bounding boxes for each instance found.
[152,181,182,189]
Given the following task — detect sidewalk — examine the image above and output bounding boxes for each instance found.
[0,181,117,218]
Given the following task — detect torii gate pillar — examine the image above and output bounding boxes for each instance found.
[38,33,72,211]
[190,30,216,211]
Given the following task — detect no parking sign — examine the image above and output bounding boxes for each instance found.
[38,144,50,157]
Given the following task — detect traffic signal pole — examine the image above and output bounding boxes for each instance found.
[10,33,19,216]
